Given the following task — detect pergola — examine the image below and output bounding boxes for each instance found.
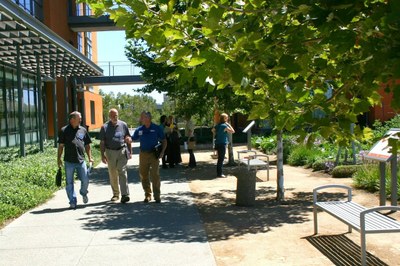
[0,1,103,156]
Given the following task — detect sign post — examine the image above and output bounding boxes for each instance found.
[242,121,256,151]
[364,128,400,206]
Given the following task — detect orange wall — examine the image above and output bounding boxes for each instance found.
[79,91,104,130]
[369,81,399,123]
[41,0,103,136]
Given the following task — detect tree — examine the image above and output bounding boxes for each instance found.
[125,39,251,121]
[83,0,400,200]
[100,90,159,127]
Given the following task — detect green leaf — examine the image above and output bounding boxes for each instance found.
[164,28,185,40]
[188,56,207,67]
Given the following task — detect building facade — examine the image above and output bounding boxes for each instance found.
[0,0,104,152]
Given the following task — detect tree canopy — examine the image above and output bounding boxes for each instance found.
[125,39,251,119]
[84,0,400,144]
[100,90,159,127]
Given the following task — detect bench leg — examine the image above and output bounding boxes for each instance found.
[361,229,366,266]
[313,206,318,235]
[348,225,352,233]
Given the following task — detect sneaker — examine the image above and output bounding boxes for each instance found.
[121,195,130,203]
[144,196,151,203]
[83,195,88,204]
[111,196,119,202]
[69,203,76,209]
[217,174,226,178]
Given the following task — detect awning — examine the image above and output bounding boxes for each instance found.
[0,1,103,78]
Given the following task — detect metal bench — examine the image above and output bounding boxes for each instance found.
[313,184,400,266]
[237,150,270,180]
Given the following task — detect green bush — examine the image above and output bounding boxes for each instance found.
[372,114,400,140]
[331,165,361,178]
[353,164,400,198]
[259,136,276,154]
[288,145,322,167]
[312,160,327,172]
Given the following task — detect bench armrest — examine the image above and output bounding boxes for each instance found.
[360,205,400,217]
[313,184,352,204]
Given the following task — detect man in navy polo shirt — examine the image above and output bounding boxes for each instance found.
[58,111,94,209]
[132,111,167,203]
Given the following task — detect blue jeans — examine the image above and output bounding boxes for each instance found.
[65,161,89,205]
[215,143,226,176]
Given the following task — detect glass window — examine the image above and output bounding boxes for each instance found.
[77,32,83,53]
[0,65,42,147]
[85,32,92,60]
[90,100,95,125]
[12,0,43,21]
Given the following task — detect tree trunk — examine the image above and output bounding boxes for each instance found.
[227,132,236,165]
[276,130,284,201]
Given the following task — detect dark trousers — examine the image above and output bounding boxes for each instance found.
[216,143,226,176]
[188,149,196,167]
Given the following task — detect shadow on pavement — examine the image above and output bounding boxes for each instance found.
[182,161,351,242]
[305,234,388,266]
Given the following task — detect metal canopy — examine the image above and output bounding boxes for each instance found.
[0,1,103,78]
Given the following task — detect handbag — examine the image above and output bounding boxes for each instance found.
[55,167,62,187]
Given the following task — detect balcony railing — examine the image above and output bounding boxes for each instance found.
[97,61,142,77]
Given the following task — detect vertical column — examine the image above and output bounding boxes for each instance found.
[80,82,86,128]
[72,77,78,111]
[51,61,58,148]
[17,45,25,157]
[63,70,69,122]
[36,54,44,152]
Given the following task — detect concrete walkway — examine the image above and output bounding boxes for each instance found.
[0,144,216,266]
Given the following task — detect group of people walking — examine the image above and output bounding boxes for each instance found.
[57,108,232,209]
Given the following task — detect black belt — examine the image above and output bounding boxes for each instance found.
[107,146,125,150]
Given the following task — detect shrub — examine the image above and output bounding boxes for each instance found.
[287,145,322,167]
[312,160,326,172]
[260,136,276,154]
[353,164,400,198]
[331,165,362,178]
[372,114,400,140]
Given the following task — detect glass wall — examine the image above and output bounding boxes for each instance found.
[0,65,44,148]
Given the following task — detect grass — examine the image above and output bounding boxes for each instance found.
[0,139,101,227]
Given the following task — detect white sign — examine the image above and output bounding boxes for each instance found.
[365,128,400,162]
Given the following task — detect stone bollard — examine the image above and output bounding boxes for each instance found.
[235,167,256,207]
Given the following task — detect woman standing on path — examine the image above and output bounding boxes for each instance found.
[212,113,235,178]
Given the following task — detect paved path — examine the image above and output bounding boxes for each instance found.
[0,144,216,266]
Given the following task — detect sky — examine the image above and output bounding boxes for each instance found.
[96,31,164,104]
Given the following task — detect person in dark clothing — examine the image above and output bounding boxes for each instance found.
[57,111,94,209]
[166,115,182,168]
[159,115,169,169]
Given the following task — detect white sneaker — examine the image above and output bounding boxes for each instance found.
[83,195,88,204]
